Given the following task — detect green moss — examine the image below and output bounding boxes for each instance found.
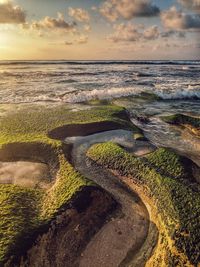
[0,185,43,263]
[0,105,122,263]
[0,105,130,137]
[138,92,161,101]
[133,133,147,141]
[41,154,92,219]
[163,114,200,128]
[162,114,200,137]
[144,148,187,179]
[87,143,200,266]
[0,104,140,264]
[0,105,139,146]
[85,99,111,106]
[0,151,93,264]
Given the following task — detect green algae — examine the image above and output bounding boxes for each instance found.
[0,104,141,264]
[41,154,92,219]
[0,185,43,263]
[133,133,147,141]
[144,148,191,180]
[87,143,200,266]
[162,114,200,128]
[138,92,161,101]
[0,152,93,265]
[0,105,122,263]
[162,114,200,138]
[0,105,138,146]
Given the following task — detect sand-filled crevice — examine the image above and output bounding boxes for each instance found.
[68,130,159,267]
[18,186,117,267]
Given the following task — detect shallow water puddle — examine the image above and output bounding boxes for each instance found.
[0,161,51,188]
[65,129,156,157]
[131,117,200,166]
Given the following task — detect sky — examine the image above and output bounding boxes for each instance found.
[0,0,200,60]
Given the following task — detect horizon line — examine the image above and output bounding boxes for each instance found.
[0,59,200,62]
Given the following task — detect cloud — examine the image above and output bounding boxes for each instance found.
[84,24,91,32]
[100,0,160,21]
[30,12,76,32]
[177,0,200,12]
[0,0,26,24]
[22,12,91,41]
[108,23,141,42]
[160,30,186,38]
[107,22,187,43]
[153,40,200,51]
[76,34,88,44]
[108,23,160,42]
[64,34,88,45]
[65,41,73,45]
[68,7,90,22]
[143,25,159,40]
[100,1,119,21]
[91,6,97,11]
[161,6,200,30]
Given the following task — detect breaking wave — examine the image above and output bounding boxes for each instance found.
[0,60,199,104]
[62,87,144,103]
[0,86,199,104]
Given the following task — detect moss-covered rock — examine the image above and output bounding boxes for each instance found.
[144,148,196,182]
[0,185,43,264]
[0,104,140,146]
[87,143,200,266]
[41,154,92,220]
[0,149,93,265]
[162,114,200,137]
[84,99,111,106]
[138,92,161,101]
[0,105,135,265]
[133,133,147,141]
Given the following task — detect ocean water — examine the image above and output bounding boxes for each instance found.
[0,60,200,164]
[0,60,200,104]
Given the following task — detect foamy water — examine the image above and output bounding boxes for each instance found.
[0,60,200,104]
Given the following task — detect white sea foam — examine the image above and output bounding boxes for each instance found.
[0,61,199,104]
[154,87,200,100]
[0,85,199,104]
[61,87,200,103]
[62,87,145,103]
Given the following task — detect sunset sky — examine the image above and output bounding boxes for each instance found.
[0,0,200,60]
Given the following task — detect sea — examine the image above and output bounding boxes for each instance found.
[0,60,200,104]
[0,60,200,164]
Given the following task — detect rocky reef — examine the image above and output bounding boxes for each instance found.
[0,105,131,266]
[87,143,200,266]
[0,104,200,267]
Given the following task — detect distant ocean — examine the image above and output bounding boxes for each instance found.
[0,60,200,104]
